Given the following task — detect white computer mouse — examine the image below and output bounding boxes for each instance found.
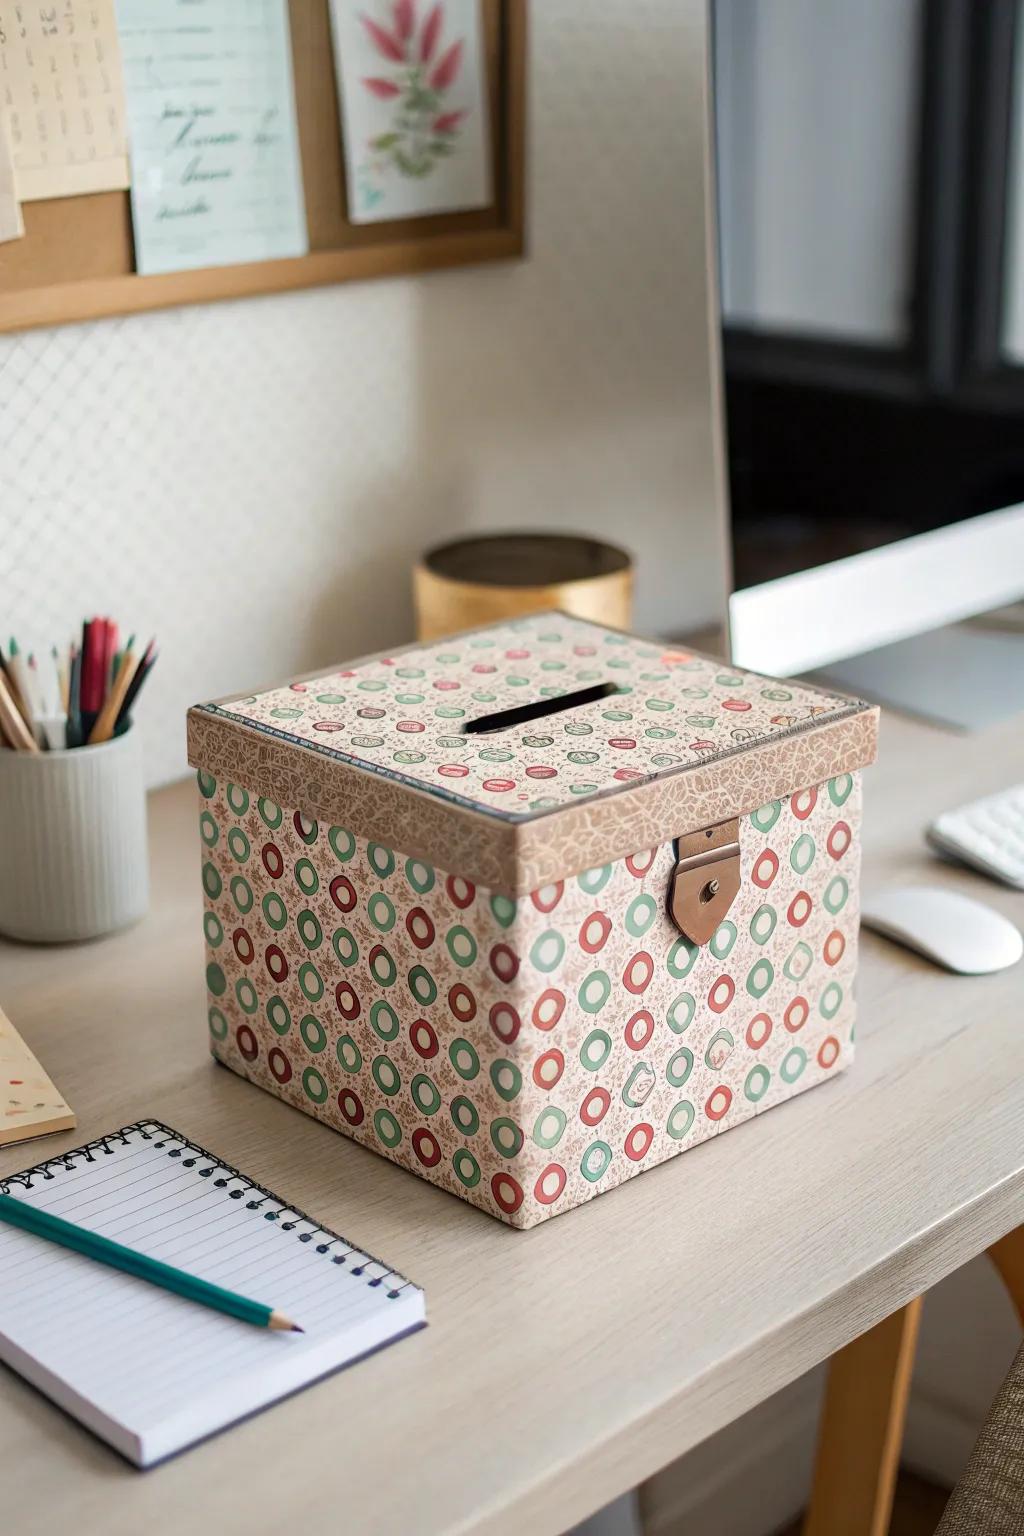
[860,885,1023,975]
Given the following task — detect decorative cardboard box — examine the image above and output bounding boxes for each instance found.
[187,614,878,1229]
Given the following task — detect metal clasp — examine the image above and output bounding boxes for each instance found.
[667,817,741,946]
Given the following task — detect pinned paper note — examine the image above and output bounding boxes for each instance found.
[0,0,129,201]
[116,0,308,275]
[330,0,492,224]
[0,1005,75,1147]
[0,111,23,244]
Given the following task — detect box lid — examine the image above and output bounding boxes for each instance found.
[187,614,878,894]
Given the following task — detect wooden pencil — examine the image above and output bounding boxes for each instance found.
[0,670,39,752]
[88,644,138,745]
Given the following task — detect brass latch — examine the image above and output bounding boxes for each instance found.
[667,818,741,946]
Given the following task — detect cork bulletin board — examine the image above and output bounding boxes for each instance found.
[0,0,525,335]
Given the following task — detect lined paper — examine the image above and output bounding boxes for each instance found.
[115,0,307,274]
[0,1122,424,1464]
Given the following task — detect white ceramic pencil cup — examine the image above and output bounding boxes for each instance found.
[0,729,149,942]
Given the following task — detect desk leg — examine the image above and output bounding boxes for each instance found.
[802,1298,923,1536]
[988,1226,1024,1325]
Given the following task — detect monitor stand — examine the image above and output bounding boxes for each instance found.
[810,615,1024,732]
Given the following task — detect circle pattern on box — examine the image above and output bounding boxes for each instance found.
[198,767,860,1225]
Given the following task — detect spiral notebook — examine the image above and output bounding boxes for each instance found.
[0,1121,425,1466]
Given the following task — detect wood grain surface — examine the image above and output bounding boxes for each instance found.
[0,705,1022,1535]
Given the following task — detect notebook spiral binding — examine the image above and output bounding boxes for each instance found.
[0,1118,414,1300]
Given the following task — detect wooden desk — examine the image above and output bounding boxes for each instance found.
[1,708,1023,1536]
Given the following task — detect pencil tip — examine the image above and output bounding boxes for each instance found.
[291,1323,305,1333]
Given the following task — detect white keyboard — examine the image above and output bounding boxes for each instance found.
[928,784,1024,890]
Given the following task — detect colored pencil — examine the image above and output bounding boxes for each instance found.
[0,1192,302,1332]
[89,640,138,745]
[0,670,39,752]
[115,639,157,732]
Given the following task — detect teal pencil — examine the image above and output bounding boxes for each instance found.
[0,1193,303,1332]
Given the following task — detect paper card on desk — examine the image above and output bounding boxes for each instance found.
[0,0,130,200]
[116,0,307,275]
[0,1005,75,1146]
[0,112,23,243]
[330,0,492,223]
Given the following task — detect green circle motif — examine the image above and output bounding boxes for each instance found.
[197,770,217,799]
[336,1035,362,1073]
[408,965,437,1005]
[258,797,282,829]
[297,909,323,951]
[368,843,395,879]
[298,962,324,1003]
[372,1055,401,1097]
[226,784,249,816]
[790,834,817,875]
[302,1068,329,1105]
[667,992,696,1034]
[625,893,658,937]
[450,1038,480,1080]
[530,931,565,973]
[411,1074,441,1115]
[745,1064,772,1101]
[446,926,477,968]
[262,892,288,931]
[667,937,699,979]
[294,858,319,895]
[329,826,356,862]
[208,1006,228,1041]
[205,962,226,997]
[230,875,253,914]
[266,996,291,1036]
[580,1140,613,1182]
[203,911,223,948]
[300,1015,327,1054]
[578,970,611,1014]
[235,978,259,1015]
[405,858,435,894]
[666,1101,696,1140]
[577,865,612,895]
[199,811,219,848]
[666,1046,694,1087]
[202,862,222,900]
[710,921,737,960]
[368,893,396,934]
[331,927,359,968]
[453,1148,481,1188]
[371,947,398,988]
[533,1106,566,1149]
[746,959,775,999]
[450,1096,480,1136]
[490,1059,522,1101]
[750,905,778,945]
[580,1029,612,1071]
[490,1118,523,1158]
[370,1000,400,1041]
[227,827,249,863]
[780,1048,808,1084]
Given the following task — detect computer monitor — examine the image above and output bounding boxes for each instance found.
[711,0,1024,687]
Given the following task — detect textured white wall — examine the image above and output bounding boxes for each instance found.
[0,0,723,789]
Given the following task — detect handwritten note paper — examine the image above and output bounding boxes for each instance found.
[116,0,307,275]
[0,0,129,200]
